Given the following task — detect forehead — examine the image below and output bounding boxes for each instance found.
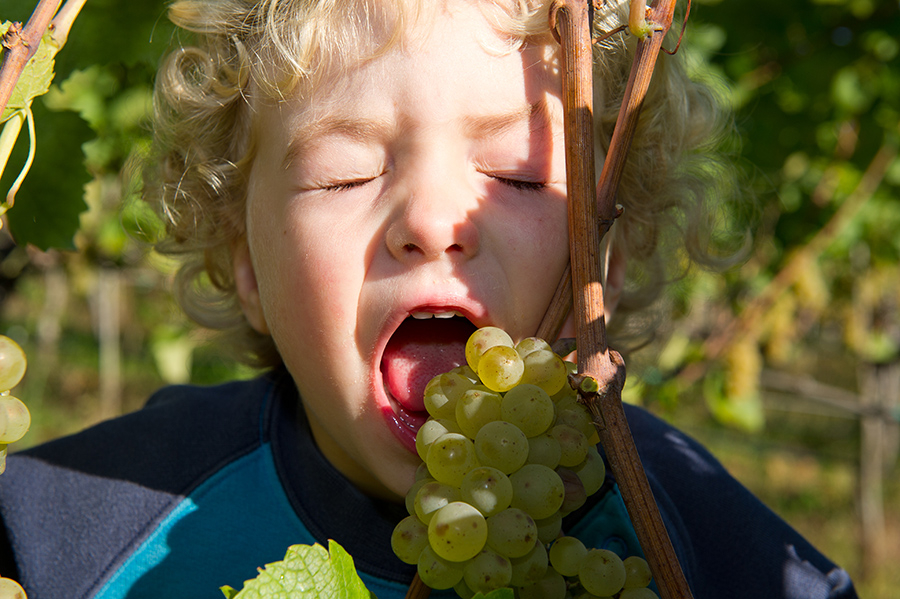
[248,0,557,104]
[252,2,561,145]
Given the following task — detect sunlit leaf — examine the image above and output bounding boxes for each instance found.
[225,541,376,599]
[0,25,60,122]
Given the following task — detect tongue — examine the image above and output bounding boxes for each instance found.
[382,317,474,413]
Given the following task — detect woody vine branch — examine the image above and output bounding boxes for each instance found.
[542,1,694,598]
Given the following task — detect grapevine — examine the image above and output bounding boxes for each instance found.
[392,327,659,599]
[0,0,86,220]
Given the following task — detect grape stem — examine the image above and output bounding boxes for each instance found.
[543,2,696,599]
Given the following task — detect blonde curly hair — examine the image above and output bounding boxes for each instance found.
[145,0,736,367]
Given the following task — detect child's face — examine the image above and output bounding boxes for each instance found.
[236,3,569,500]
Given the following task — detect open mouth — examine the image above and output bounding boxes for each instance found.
[379,312,477,451]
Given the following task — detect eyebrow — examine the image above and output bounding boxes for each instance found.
[281,98,555,170]
[282,117,395,171]
[462,99,554,140]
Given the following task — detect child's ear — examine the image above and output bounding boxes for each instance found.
[232,239,270,335]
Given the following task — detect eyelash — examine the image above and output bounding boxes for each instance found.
[492,176,547,192]
[322,175,547,193]
[322,178,375,192]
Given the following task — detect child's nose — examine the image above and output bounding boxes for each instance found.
[385,177,480,263]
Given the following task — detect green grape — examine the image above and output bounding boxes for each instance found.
[509,539,548,587]
[427,501,488,562]
[623,555,653,588]
[416,418,462,462]
[0,444,7,475]
[459,466,513,517]
[509,464,565,520]
[550,424,589,468]
[500,384,554,437]
[406,478,434,516]
[485,507,537,558]
[455,388,502,439]
[415,481,460,524]
[477,345,524,392]
[474,420,528,474]
[572,445,606,496]
[424,378,454,420]
[487,508,538,557]
[425,373,475,419]
[521,349,568,395]
[550,381,576,404]
[548,535,587,577]
[578,549,626,597]
[0,577,26,599]
[526,432,562,469]
[417,544,465,589]
[555,403,595,440]
[391,514,429,564]
[415,461,433,481]
[453,578,476,599]
[549,361,578,402]
[554,393,578,412]
[619,587,659,599]
[0,397,30,444]
[557,466,587,515]
[517,568,567,599]
[534,512,562,544]
[465,327,514,373]
[427,432,479,487]
[0,336,26,392]
[442,372,476,398]
[463,547,512,594]
[451,364,480,383]
[515,337,552,358]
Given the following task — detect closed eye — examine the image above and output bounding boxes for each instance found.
[322,178,376,192]
[491,176,547,192]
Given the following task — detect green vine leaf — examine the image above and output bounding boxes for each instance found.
[1,99,91,250]
[0,23,60,123]
[222,541,377,599]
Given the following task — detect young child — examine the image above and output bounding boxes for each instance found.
[0,1,858,598]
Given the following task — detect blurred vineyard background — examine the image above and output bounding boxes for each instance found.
[1,0,898,596]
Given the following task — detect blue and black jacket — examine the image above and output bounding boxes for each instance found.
[0,369,857,598]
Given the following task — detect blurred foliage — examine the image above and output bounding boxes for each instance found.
[622,0,900,433]
[0,0,246,442]
[1,0,173,250]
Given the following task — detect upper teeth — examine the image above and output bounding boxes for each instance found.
[411,311,463,319]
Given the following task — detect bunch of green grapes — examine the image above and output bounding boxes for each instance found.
[541,536,657,599]
[0,335,30,475]
[392,327,657,598]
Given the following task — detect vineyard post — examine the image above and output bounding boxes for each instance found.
[543,1,695,598]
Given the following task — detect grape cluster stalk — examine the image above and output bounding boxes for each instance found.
[393,327,659,598]
[541,1,695,598]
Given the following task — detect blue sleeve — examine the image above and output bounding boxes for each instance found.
[0,375,277,599]
[621,403,857,599]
